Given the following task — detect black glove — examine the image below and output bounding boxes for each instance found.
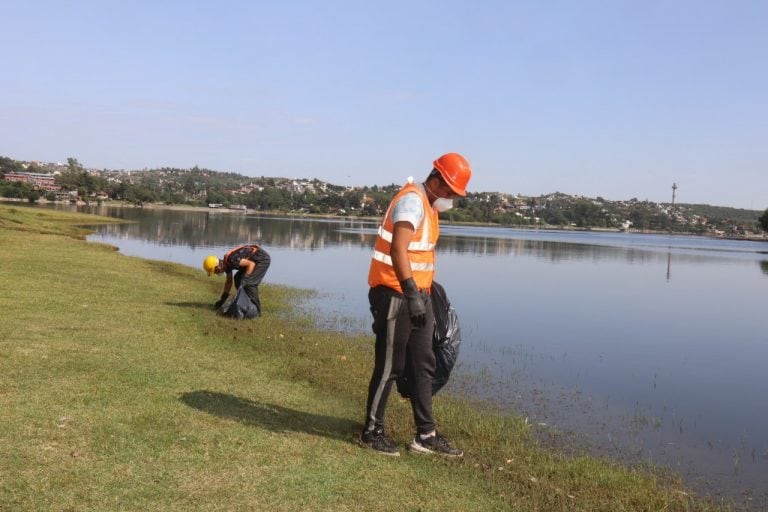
[400,278,427,327]
[213,292,229,309]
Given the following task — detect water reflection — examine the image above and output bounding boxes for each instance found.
[86,206,765,268]
[667,252,672,281]
[92,208,379,251]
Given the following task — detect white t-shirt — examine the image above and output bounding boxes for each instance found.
[391,191,424,230]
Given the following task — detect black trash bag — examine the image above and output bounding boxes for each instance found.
[430,281,461,394]
[396,281,462,398]
[219,286,260,319]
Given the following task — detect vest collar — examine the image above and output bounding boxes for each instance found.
[411,181,434,208]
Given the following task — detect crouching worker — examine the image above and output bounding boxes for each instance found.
[202,244,271,318]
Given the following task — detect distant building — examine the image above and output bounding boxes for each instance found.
[2,172,61,191]
[56,190,78,202]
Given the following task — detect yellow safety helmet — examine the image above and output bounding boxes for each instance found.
[203,255,219,276]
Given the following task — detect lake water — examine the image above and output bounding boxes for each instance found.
[31,204,768,505]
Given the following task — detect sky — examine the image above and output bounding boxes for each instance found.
[2,1,766,209]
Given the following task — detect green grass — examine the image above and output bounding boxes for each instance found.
[0,203,124,238]
[0,204,734,511]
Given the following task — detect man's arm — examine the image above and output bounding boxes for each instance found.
[223,272,234,294]
[238,259,256,276]
[391,220,427,326]
[391,221,415,282]
[389,192,423,282]
[213,271,234,309]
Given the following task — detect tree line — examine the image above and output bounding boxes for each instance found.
[1,155,766,234]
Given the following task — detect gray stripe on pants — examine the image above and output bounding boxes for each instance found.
[367,295,401,430]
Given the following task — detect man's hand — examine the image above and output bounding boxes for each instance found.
[400,278,427,327]
[214,292,229,309]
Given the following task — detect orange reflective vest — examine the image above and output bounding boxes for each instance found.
[368,182,439,293]
[223,244,259,271]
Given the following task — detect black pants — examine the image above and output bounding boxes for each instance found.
[233,249,271,313]
[364,286,436,435]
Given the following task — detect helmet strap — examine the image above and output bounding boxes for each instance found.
[423,178,441,204]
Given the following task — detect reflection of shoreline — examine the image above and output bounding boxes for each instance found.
[82,207,766,265]
[28,201,768,265]
[18,199,767,243]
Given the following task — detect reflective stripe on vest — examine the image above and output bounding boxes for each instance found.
[370,250,435,272]
[375,224,435,251]
[367,182,438,292]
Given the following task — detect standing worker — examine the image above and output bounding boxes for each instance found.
[202,244,271,314]
[361,153,471,457]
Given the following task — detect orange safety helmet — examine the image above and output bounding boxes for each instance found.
[433,153,471,196]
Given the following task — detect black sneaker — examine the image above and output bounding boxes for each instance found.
[360,427,400,456]
[409,432,463,457]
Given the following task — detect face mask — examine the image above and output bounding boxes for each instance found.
[433,197,454,212]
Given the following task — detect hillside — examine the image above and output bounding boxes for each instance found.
[1,155,765,236]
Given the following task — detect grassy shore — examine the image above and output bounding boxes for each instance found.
[0,204,734,511]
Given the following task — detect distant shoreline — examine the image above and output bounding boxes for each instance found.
[3,197,766,242]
